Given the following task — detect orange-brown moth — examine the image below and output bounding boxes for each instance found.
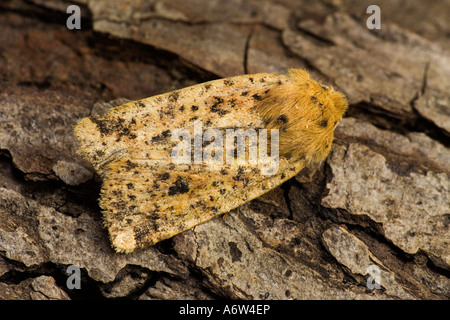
[74,69,347,252]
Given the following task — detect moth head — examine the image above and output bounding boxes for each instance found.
[286,69,348,123]
[255,69,348,162]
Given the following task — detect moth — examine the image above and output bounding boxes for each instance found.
[74,69,347,253]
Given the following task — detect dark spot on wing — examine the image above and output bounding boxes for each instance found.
[90,116,119,136]
[210,96,228,115]
[168,92,179,102]
[124,160,137,171]
[318,119,328,128]
[168,176,190,195]
[160,172,170,180]
[151,130,172,142]
[252,94,263,101]
[232,167,245,181]
[277,115,288,124]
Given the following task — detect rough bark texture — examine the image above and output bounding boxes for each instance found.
[0,0,449,300]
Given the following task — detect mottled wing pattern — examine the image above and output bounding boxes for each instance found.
[75,73,307,252]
